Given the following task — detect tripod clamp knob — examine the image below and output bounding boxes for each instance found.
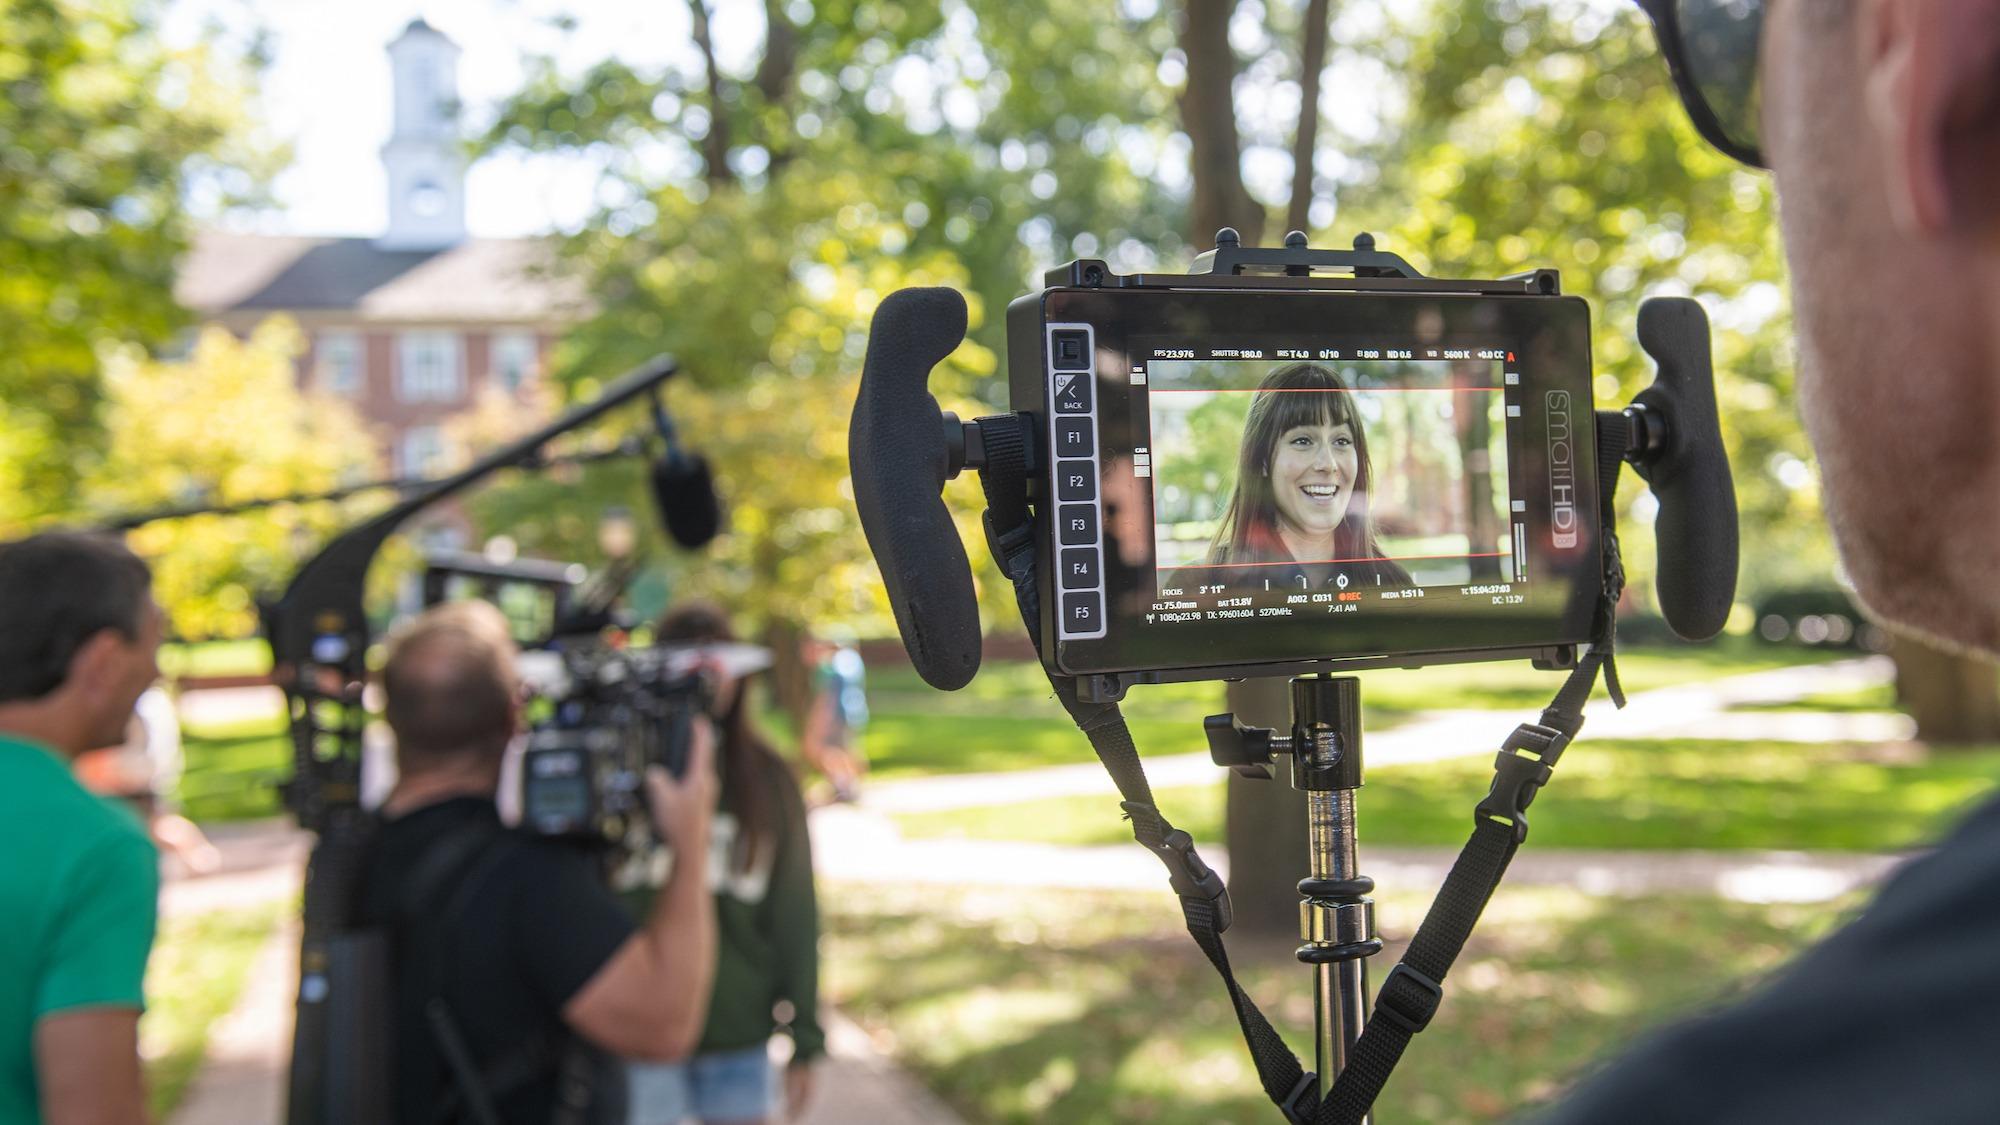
[1206,712,1289,779]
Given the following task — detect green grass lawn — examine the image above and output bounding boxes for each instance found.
[159,638,272,680]
[172,638,1848,823]
[142,901,289,1120]
[891,738,2000,852]
[177,717,291,822]
[862,639,1838,782]
[824,881,1855,1124]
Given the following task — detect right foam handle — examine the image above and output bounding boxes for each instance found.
[1631,296,1739,641]
[848,287,983,690]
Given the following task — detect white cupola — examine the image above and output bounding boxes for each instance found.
[378,18,467,251]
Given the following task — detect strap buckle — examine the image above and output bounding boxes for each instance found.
[1374,964,1444,1034]
[1473,722,1568,843]
[1278,1072,1318,1124]
[981,512,1036,581]
[1142,825,1235,934]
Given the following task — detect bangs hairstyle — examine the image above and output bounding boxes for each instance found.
[1207,362,1395,574]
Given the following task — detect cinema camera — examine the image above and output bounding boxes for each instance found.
[416,549,727,869]
[513,638,768,878]
[850,231,1738,1124]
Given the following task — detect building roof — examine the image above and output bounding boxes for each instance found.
[176,232,588,325]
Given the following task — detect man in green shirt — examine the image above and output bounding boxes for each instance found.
[0,533,164,1125]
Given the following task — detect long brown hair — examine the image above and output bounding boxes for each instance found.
[656,601,797,874]
[1206,363,1405,584]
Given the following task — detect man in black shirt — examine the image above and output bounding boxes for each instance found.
[1542,1,2000,1119]
[360,602,717,1124]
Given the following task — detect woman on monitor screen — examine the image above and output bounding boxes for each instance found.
[1205,362,1413,591]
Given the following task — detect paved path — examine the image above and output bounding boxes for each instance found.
[159,820,963,1125]
[808,804,1910,905]
[858,657,1901,815]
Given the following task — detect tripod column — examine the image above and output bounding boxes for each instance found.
[1292,675,1381,1100]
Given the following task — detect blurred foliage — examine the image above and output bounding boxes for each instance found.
[87,320,376,638]
[0,0,281,535]
[1329,0,1831,605]
[477,0,1194,635]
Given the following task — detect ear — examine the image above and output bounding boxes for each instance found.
[62,629,127,704]
[1862,0,2000,236]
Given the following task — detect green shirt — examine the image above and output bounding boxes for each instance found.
[0,733,158,1125]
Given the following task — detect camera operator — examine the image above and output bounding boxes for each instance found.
[1539,1,2000,1120]
[360,601,718,1124]
[0,532,163,1125]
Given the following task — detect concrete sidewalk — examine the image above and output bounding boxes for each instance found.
[858,656,1902,815]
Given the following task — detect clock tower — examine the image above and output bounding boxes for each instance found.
[379,18,466,251]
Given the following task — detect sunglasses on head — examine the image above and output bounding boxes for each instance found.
[1635,0,1768,168]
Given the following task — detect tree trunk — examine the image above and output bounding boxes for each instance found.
[1181,0,1266,247]
[1890,634,2000,744]
[1222,675,1310,936]
[1285,0,1331,235]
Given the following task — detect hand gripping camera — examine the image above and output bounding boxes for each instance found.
[849,231,1738,1123]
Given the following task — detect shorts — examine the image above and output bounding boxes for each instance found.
[625,1044,775,1124]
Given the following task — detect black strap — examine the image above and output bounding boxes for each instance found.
[978,414,1629,1124]
[982,445,1315,1115]
[394,825,576,1125]
[1313,386,1634,1125]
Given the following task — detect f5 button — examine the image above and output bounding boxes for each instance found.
[1062,592,1103,633]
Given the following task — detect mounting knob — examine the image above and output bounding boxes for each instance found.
[1207,713,1281,780]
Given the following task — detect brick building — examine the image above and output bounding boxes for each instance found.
[175,19,583,509]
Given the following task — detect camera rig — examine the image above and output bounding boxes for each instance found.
[849,231,1738,1123]
[265,356,704,1125]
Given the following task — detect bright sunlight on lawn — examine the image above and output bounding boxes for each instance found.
[823,881,1856,1124]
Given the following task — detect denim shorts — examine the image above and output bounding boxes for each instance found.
[625,1044,775,1124]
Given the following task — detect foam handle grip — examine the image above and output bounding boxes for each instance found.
[849,287,982,689]
[1632,297,1739,641]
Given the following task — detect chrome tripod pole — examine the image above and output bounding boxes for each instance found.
[1292,676,1381,1121]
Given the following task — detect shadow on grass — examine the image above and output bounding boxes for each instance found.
[825,883,1858,1124]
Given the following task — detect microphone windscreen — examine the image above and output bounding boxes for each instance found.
[652,453,722,550]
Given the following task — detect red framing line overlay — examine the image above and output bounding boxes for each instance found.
[1166,551,1510,570]
[1144,386,1507,393]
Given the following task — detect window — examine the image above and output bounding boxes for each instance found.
[398,331,462,402]
[491,331,538,392]
[401,426,445,478]
[316,331,362,396]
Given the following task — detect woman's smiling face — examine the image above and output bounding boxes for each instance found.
[1269,421,1357,551]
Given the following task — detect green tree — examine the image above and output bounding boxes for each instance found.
[475,0,1200,708]
[87,320,375,638]
[0,0,278,535]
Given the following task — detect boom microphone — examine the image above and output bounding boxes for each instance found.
[651,450,721,550]
[649,392,723,550]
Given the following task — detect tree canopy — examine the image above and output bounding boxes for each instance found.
[0,0,277,535]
